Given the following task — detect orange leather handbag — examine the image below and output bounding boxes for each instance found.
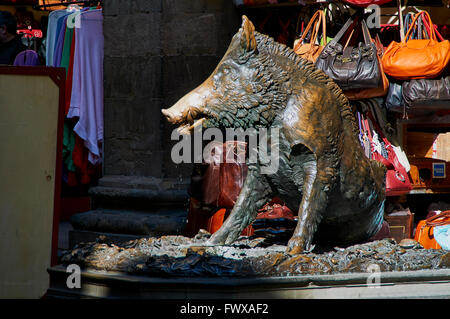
[414,210,450,249]
[293,10,327,63]
[382,11,450,80]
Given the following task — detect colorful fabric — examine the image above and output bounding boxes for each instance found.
[52,15,69,67]
[63,121,76,173]
[67,9,103,165]
[45,9,68,66]
[60,17,74,71]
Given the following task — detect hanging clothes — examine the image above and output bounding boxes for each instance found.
[54,11,78,181]
[60,17,74,72]
[46,10,70,67]
[53,14,70,67]
[63,120,77,173]
[67,9,104,166]
[65,26,76,115]
[47,7,103,186]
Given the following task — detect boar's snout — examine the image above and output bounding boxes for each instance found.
[161,108,182,124]
[162,77,215,132]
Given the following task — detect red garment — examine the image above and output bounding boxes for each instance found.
[72,134,97,184]
[66,171,78,187]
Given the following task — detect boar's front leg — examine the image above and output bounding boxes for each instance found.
[207,164,272,245]
[287,158,334,255]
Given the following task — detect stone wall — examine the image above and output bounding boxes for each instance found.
[103,0,240,180]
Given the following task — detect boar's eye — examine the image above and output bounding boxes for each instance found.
[220,65,239,81]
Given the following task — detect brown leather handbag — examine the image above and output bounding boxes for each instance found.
[382,11,450,80]
[293,10,327,63]
[202,141,248,208]
[218,141,248,208]
[185,141,250,237]
[402,73,450,107]
[315,18,382,91]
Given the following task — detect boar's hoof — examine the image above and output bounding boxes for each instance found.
[286,236,307,255]
[206,230,228,246]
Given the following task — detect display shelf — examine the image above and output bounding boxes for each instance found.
[395,119,450,196]
[408,188,450,194]
[386,188,450,196]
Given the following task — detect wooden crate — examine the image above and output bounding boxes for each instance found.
[385,209,414,243]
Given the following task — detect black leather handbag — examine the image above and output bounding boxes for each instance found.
[315,18,381,91]
[385,82,403,112]
[402,75,450,107]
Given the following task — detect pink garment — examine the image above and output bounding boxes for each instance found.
[67,9,103,165]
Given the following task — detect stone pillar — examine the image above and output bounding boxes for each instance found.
[69,0,240,243]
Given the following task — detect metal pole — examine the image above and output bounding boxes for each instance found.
[398,0,404,41]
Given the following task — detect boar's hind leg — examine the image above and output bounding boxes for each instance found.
[287,156,334,255]
[207,165,272,245]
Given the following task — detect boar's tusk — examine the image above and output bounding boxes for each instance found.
[191,118,205,130]
[177,118,205,135]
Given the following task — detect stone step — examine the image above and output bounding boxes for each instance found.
[68,230,151,249]
[69,208,188,239]
[45,265,450,299]
[89,175,190,211]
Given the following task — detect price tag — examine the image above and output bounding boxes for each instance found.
[432,162,446,179]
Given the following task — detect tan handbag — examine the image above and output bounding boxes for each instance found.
[293,10,327,63]
[381,11,450,80]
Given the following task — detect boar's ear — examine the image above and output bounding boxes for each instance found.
[240,15,257,54]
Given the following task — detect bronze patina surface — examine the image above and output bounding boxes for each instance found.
[60,235,450,277]
[162,16,386,254]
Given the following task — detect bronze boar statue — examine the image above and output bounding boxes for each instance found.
[162,16,386,254]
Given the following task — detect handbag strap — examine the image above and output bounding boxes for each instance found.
[366,110,388,144]
[404,12,415,38]
[327,17,355,47]
[404,11,436,43]
[426,210,450,227]
[343,19,373,49]
[319,10,327,46]
[296,10,322,46]
[363,116,373,141]
[374,34,384,56]
[361,19,373,46]
[366,109,395,160]
[417,13,423,39]
[359,111,368,136]
[309,12,322,46]
[418,11,444,41]
[357,111,363,136]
